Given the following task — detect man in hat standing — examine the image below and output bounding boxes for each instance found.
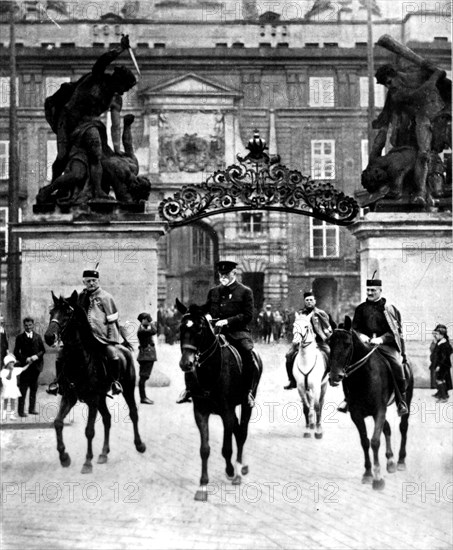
[177,260,259,407]
[284,291,335,390]
[338,276,409,416]
[47,268,123,395]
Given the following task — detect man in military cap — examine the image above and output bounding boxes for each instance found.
[47,268,123,395]
[337,276,409,416]
[177,260,259,406]
[284,291,335,390]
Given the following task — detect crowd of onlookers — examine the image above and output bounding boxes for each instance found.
[254,304,297,344]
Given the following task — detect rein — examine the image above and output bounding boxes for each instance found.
[334,329,379,378]
[50,305,74,340]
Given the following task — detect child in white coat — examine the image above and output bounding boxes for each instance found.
[1,354,30,420]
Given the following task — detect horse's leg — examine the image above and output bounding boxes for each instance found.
[301,391,311,438]
[194,408,210,502]
[234,404,251,476]
[370,411,386,490]
[54,394,77,468]
[221,411,237,483]
[350,411,372,484]
[398,379,413,471]
[383,420,396,473]
[82,402,97,474]
[314,382,327,440]
[97,396,111,464]
[122,370,146,453]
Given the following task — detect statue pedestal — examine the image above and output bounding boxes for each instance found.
[15,212,168,386]
[350,212,452,387]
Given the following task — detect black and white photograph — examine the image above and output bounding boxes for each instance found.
[0,1,451,548]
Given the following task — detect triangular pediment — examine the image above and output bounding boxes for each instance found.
[139,73,242,97]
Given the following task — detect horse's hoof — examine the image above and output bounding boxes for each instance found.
[194,490,208,502]
[60,454,71,468]
[232,475,242,485]
[303,433,311,438]
[97,454,108,464]
[362,475,373,484]
[241,465,249,476]
[81,464,93,474]
[372,479,385,491]
[225,465,234,480]
[226,473,234,481]
[397,462,406,471]
[387,461,397,474]
[314,432,323,439]
[136,442,146,453]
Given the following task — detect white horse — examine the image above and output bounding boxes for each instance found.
[292,314,328,439]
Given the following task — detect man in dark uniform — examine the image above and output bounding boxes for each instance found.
[284,291,335,389]
[177,260,259,407]
[337,276,409,416]
[14,317,46,417]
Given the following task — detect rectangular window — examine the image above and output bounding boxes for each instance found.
[361,139,368,171]
[241,213,262,234]
[0,140,9,179]
[309,77,334,107]
[311,140,335,180]
[46,140,57,181]
[310,218,339,258]
[44,76,71,99]
[0,77,19,108]
[191,227,213,266]
[0,207,7,258]
[359,76,386,108]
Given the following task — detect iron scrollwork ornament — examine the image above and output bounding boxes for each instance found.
[158,131,359,226]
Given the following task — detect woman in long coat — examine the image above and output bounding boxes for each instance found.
[136,312,157,404]
[429,324,452,402]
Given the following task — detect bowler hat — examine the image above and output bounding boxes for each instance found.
[216,260,237,274]
[83,270,99,278]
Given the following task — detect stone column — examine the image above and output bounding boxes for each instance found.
[350,212,452,386]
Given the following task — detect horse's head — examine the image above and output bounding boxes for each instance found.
[175,298,213,373]
[328,316,354,386]
[45,290,78,346]
[292,315,315,347]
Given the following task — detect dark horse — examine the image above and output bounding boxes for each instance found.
[176,299,263,501]
[329,316,414,490]
[44,291,146,474]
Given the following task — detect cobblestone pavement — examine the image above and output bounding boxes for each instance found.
[1,343,452,550]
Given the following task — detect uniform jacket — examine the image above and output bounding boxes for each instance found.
[137,323,157,363]
[13,331,46,372]
[303,307,335,342]
[205,280,254,340]
[79,287,120,345]
[352,298,404,354]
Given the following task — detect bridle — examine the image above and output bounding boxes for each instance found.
[49,304,74,341]
[293,320,314,349]
[180,314,220,369]
[332,329,378,378]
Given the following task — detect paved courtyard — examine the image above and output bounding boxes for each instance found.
[1,342,452,550]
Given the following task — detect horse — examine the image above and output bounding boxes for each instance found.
[292,315,328,439]
[175,299,263,501]
[44,291,146,474]
[328,316,414,490]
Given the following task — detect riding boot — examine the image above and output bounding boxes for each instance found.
[139,376,153,404]
[109,357,123,395]
[284,347,297,390]
[46,379,59,395]
[393,365,408,416]
[176,373,193,404]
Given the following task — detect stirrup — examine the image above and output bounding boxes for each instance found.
[337,400,348,413]
[46,382,59,395]
[176,390,192,404]
[111,381,123,395]
[397,401,408,417]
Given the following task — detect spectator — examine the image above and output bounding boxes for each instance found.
[14,317,46,417]
[262,304,274,344]
[136,312,157,405]
[273,310,283,343]
[429,324,452,403]
[1,354,31,421]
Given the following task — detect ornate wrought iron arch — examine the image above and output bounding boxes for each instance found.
[158,131,359,227]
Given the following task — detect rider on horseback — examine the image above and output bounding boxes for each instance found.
[177,260,259,407]
[284,291,335,390]
[47,268,123,396]
[337,275,409,417]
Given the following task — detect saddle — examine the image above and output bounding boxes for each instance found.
[218,334,242,374]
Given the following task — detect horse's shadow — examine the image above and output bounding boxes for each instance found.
[44,291,146,474]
